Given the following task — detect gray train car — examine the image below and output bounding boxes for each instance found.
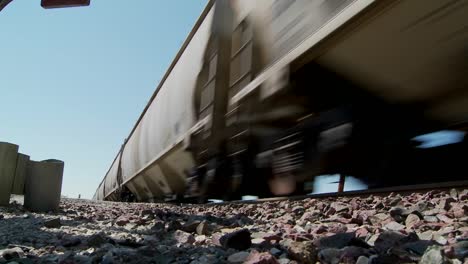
[94,0,468,201]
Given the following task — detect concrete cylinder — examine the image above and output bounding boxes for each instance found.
[24,159,64,212]
[11,153,30,195]
[0,142,19,206]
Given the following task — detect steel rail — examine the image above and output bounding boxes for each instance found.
[180,180,468,207]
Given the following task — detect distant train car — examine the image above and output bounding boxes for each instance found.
[94,0,468,202]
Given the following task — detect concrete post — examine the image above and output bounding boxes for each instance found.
[24,159,64,212]
[0,142,19,206]
[11,153,30,195]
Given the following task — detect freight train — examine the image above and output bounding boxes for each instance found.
[94,0,468,202]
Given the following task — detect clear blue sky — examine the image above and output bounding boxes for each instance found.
[0,0,207,198]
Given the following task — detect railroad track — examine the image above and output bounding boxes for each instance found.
[188,180,468,206]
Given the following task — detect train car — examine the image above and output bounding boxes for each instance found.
[94,0,468,202]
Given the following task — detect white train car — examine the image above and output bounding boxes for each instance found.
[94,0,468,201]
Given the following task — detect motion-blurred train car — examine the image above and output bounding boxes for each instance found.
[94,0,468,202]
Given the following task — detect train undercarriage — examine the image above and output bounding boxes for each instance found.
[187,61,467,202]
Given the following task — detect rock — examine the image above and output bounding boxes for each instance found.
[413,201,429,212]
[44,218,61,228]
[451,204,468,218]
[220,229,252,250]
[300,211,320,223]
[340,246,370,261]
[0,247,24,260]
[418,230,434,240]
[286,241,317,264]
[173,230,195,244]
[61,237,81,247]
[330,202,349,212]
[317,248,341,264]
[270,248,282,257]
[384,221,406,231]
[433,234,447,245]
[355,227,369,238]
[312,225,328,234]
[368,254,401,264]
[252,232,282,243]
[87,233,107,247]
[181,220,201,233]
[356,256,369,264]
[451,241,468,259]
[350,216,364,226]
[324,222,346,233]
[195,235,206,245]
[227,251,250,263]
[252,238,267,245]
[317,232,365,249]
[137,245,157,257]
[424,215,439,223]
[419,246,446,264]
[405,213,421,229]
[436,214,453,224]
[374,231,418,254]
[151,221,165,231]
[450,189,459,199]
[196,220,209,235]
[437,198,456,211]
[244,251,279,264]
[373,202,384,210]
[167,220,183,231]
[140,209,153,217]
[291,206,305,214]
[369,213,390,225]
[399,240,438,256]
[115,216,130,226]
[388,197,402,206]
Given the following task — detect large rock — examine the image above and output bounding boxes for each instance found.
[316,232,368,249]
[173,230,195,244]
[87,233,107,247]
[115,216,130,226]
[399,240,438,256]
[384,221,406,231]
[369,213,390,225]
[286,241,317,264]
[0,247,24,260]
[244,251,279,264]
[450,241,468,259]
[374,231,418,254]
[181,220,201,233]
[340,246,371,262]
[227,251,250,263]
[330,202,350,213]
[356,256,369,264]
[220,229,252,250]
[44,218,61,228]
[317,248,341,264]
[196,220,210,235]
[405,214,421,229]
[61,237,82,247]
[419,246,446,264]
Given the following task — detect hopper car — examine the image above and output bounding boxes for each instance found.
[93,0,468,202]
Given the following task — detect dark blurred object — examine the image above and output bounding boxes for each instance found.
[0,0,13,12]
[41,0,90,9]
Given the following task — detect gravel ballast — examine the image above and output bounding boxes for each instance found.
[0,189,467,263]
